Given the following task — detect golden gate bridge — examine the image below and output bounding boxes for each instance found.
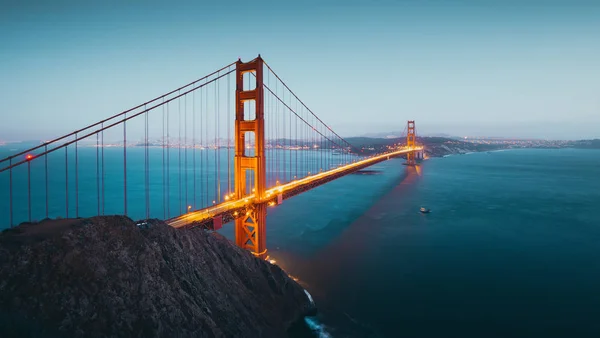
[0,56,423,259]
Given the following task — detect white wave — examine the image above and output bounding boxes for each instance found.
[302,290,332,337]
[304,289,315,305]
[304,316,332,338]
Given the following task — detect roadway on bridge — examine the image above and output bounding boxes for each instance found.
[167,146,423,229]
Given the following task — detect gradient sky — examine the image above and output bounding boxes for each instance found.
[1,0,599,140]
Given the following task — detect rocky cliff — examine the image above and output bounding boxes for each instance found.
[0,216,313,338]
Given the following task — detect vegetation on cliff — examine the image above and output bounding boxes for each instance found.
[0,216,312,337]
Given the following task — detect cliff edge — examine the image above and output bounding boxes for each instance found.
[0,216,313,338]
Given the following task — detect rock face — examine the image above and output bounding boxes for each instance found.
[0,216,313,338]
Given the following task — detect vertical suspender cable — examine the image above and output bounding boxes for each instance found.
[228,67,231,195]
[101,123,105,215]
[123,112,127,216]
[167,102,171,218]
[283,89,286,182]
[9,158,12,227]
[320,118,323,172]
[193,84,196,209]
[75,132,79,218]
[304,106,307,176]
[294,100,298,179]
[200,85,204,207]
[217,71,221,203]
[162,100,166,219]
[145,104,149,219]
[271,71,274,186]
[321,123,323,171]
[27,159,31,222]
[275,79,278,185]
[214,75,218,203]
[96,134,99,215]
[178,91,182,215]
[205,80,209,205]
[45,144,49,218]
[185,95,188,212]
[289,90,292,181]
[65,146,69,218]
[265,77,268,187]
[284,89,287,182]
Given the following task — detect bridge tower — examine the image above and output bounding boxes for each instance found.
[234,56,268,259]
[406,120,416,165]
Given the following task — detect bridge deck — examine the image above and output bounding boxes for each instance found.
[167,147,422,229]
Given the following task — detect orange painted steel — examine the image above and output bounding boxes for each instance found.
[234,56,267,259]
[406,120,416,165]
[168,57,423,260]
[167,146,423,230]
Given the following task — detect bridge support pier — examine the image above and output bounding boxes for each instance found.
[235,203,267,258]
[234,56,268,259]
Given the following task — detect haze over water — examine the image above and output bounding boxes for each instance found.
[245,149,600,337]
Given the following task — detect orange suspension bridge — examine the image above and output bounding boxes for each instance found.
[0,56,423,259]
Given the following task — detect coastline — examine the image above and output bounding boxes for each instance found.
[0,216,315,337]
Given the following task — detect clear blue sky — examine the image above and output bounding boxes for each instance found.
[1,0,599,140]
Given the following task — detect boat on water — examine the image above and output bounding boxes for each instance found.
[420,207,431,214]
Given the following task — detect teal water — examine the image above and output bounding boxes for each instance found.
[243,148,599,337]
[2,148,600,337]
[0,147,355,226]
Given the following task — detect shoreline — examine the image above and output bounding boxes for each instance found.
[425,146,600,159]
[0,216,315,337]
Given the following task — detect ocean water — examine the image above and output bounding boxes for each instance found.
[2,147,600,337]
[238,148,599,338]
[0,147,357,226]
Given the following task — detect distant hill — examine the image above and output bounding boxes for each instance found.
[0,140,45,156]
[345,137,403,148]
[1,140,43,148]
[570,139,600,149]
[359,131,402,138]
[345,136,506,157]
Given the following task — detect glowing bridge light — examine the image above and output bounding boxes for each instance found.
[25,154,34,160]
[161,79,419,261]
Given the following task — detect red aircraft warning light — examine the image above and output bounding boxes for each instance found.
[25,154,34,160]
